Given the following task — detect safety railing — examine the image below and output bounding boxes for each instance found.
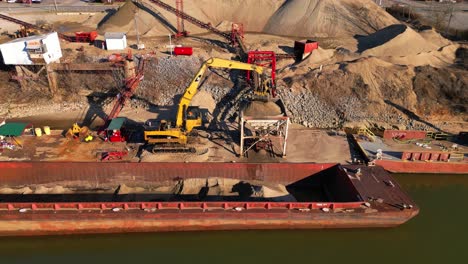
[0,201,366,212]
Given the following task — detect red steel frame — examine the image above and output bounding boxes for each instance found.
[247,51,277,96]
[174,0,188,37]
[231,23,244,46]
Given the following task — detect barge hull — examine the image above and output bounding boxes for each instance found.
[0,212,416,237]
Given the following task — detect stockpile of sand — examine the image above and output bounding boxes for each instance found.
[242,100,283,117]
[100,0,284,36]
[385,44,459,67]
[357,24,438,57]
[419,28,452,47]
[98,1,170,36]
[264,0,398,37]
[99,0,396,38]
[175,178,294,201]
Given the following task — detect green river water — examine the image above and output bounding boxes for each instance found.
[0,173,466,264]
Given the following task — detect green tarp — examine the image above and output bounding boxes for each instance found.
[107,117,125,131]
[0,122,29,137]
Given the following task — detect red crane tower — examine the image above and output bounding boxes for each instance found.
[174,0,188,38]
[99,54,147,142]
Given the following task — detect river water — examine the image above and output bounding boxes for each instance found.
[0,173,466,264]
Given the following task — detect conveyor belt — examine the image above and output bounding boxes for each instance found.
[146,0,231,40]
[0,13,75,42]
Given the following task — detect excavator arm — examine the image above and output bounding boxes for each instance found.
[175,57,264,128]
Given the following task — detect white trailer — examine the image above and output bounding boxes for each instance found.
[0,32,62,65]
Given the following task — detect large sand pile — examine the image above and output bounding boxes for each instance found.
[263,0,398,37]
[98,0,170,36]
[358,24,438,57]
[100,0,285,36]
[99,0,397,38]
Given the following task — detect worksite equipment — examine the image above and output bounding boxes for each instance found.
[144,57,269,153]
[294,40,319,62]
[99,150,128,161]
[247,51,277,97]
[239,98,289,157]
[74,31,98,43]
[0,14,75,42]
[65,123,93,142]
[98,54,146,141]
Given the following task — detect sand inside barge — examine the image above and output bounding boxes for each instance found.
[0,163,356,204]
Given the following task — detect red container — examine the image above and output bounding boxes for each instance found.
[74,31,98,42]
[294,40,319,53]
[174,47,193,56]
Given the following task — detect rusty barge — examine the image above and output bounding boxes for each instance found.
[0,162,418,236]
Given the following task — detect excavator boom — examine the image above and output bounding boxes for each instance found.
[176,58,264,127]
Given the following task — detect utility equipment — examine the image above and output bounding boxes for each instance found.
[65,123,93,142]
[99,54,146,142]
[143,57,269,153]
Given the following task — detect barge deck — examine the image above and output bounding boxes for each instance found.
[351,133,467,174]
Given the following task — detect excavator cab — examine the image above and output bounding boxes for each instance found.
[184,106,202,132]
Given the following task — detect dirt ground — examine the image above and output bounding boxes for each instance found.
[0,0,467,164]
[0,124,351,164]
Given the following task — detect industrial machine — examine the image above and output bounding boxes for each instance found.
[98,54,146,142]
[65,123,93,142]
[144,57,269,153]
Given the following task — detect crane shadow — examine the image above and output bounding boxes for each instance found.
[132,0,178,34]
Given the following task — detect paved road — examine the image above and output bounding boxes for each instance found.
[375,0,468,30]
[0,1,119,13]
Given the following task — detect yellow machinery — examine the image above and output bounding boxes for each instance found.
[144,57,267,152]
[65,123,93,142]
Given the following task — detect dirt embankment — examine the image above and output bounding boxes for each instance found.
[1,0,466,132]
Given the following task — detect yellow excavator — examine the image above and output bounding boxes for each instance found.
[144,57,269,153]
[65,123,93,142]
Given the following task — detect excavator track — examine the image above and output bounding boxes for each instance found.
[151,144,196,154]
